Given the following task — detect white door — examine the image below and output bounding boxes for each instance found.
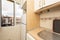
[21,13,26,40]
[21,24,26,40]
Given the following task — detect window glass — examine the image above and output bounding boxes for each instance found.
[2,0,14,26]
[15,3,23,24]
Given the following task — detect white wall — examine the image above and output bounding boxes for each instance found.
[0,25,21,40]
[40,6,60,30]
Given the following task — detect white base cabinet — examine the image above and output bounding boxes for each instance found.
[27,33,35,40]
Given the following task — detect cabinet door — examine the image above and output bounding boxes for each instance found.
[44,0,60,7]
[34,0,40,11]
[34,0,45,11]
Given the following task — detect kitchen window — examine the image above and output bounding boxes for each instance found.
[1,0,23,27]
[1,0,14,26]
[15,3,23,24]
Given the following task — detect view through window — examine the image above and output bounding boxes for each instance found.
[1,0,23,26]
[2,0,14,26]
[15,3,23,24]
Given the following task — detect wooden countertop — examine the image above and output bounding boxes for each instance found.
[28,27,45,40]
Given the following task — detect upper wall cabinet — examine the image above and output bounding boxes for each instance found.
[44,0,60,7]
[34,0,45,11]
[34,0,60,11]
[35,1,60,14]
